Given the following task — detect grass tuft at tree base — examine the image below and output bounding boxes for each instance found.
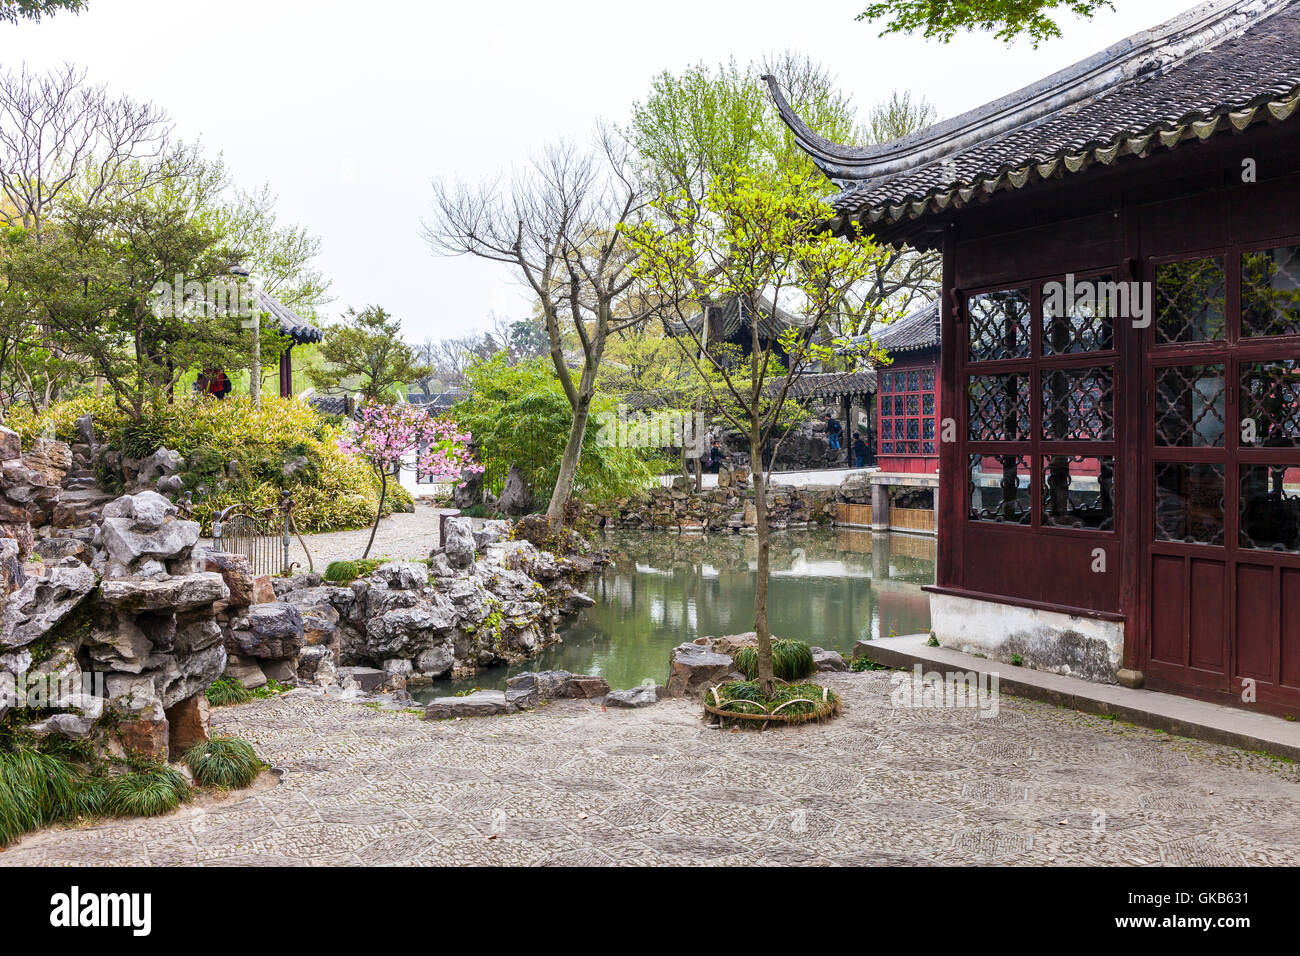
[706,680,842,726]
[732,639,816,682]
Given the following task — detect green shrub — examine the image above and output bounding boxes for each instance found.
[104,763,191,817]
[732,639,816,682]
[9,395,404,535]
[184,736,263,789]
[206,677,253,707]
[323,558,384,584]
[850,655,886,671]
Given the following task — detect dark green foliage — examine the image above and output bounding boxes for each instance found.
[205,677,253,707]
[732,639,816,682]
[850,655,886,671]
[104,762,191,817]
[184,735,263,789]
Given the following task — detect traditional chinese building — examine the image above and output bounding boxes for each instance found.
[770,0,1300,714]
[870,300,941,473]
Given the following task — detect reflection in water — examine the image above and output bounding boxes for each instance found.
[414,529,935,699]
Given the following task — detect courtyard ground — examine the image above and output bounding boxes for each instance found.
[3,669,1297,866]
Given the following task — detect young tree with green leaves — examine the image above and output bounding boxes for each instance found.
[626,168,886,697]
[858,0,1115,46]
[0,0,87,24]
[308,306,429,404]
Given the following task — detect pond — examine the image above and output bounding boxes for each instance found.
[413,528,935,700]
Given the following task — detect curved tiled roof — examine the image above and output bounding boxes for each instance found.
[257,289,322,345]
[768,0,1300,231]
[667,294,803,340]
[871,301,941,354]
[782,369,877,400]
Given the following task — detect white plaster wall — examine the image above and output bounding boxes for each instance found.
[930,592,1124,684]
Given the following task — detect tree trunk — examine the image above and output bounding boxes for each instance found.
[362,468,386,560]
[750,414,775,698]
[546,389,592,523]
[249,318,262,408]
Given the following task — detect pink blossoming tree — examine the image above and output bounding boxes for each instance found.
[339,402,481,559]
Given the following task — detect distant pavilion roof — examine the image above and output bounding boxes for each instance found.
[257,289,323,345]
[853,301,941,355]
[766,0,1300,240]
[780,369,877,401]
[667,294,804,340]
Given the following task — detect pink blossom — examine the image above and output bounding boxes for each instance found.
[338,402,481,485]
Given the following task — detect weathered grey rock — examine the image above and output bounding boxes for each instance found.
[31,536,92,565]
[473,520,511,549]
[665,642,735,698]
[261,659,297,682]
[0,560,96,650]
[604,684,659,708]
[561,590,596,615]
[423,689,510,719]
[337,665,386,693]
[811,647,848,672]
[415,644,454,678]
[128,448,183,494]
[100,515,200,567]
[442,517,475,570]
[363,596,457,657]
[223,654,267,689]
[0,426,20,462]
[157,644,226,708]
[296,645,334,684]
[233,602,304,659]
[98,573,228,613]
[370,561,429,590]
[452,464,483,509]
[282,587,342,645]
[199,549,256,607]
[105,673,164,716]
[497,465,532,516]
[101,490,176,529]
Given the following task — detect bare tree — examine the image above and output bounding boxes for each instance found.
[423,126,650,522]
[0,64,184,234]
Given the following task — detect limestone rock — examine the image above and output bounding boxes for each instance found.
[199,549,256,607]
[234,602,305,659]
[0,560,96,650]
[497,465,532,516]
[423,690,510,719]
[811,647,848,672]
[665,642,735,698]
[337,665,386,693]
[415,644,454,678]
[99,573,228,613]
[370,561,429,590]
[442,517,475,570]
[604,684,659,708]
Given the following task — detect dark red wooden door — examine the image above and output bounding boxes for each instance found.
[1145,242,1300,714]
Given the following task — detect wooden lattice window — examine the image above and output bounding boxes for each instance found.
[878,366,937,456]
[965,278,1118,531]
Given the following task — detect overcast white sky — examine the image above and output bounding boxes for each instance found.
[5,0,1202,340]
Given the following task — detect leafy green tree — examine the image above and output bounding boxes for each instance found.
[1,0,86,24]
[455,354,655,507]
[626,167,885,697]
[8,190,267,423]
[308,305,429,404]
[858,0,1114,46]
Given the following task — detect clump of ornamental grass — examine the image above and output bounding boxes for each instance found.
[103,761,191,817]
[206,677,253,707]
[0,747,80,845]
[323,558,384,584]
[184,736,263,790]
[732,639,816,682]
[706,680,842,727]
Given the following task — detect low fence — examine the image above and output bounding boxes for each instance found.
[211,493,312,576]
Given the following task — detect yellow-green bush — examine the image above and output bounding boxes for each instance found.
[5,396,409,534]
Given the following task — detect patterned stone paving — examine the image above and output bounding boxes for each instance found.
[3,670,1300,866]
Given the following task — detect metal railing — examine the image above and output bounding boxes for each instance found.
[211,492,311,576]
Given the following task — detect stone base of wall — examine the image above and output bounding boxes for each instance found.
[930,591,1124,685]
[601,484,837,533]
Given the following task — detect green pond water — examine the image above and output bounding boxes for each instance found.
[413,528,935,700]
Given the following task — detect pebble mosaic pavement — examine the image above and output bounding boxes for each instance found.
[4,670,1300,866]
